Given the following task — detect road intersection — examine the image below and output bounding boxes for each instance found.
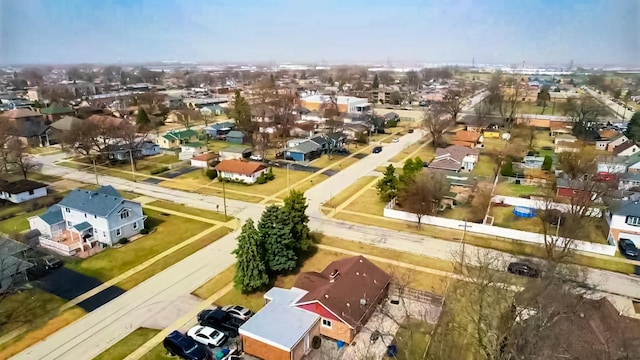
[13,91,640,360]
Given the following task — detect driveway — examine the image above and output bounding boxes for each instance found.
[34,267,125,312]
[141,166,199,185]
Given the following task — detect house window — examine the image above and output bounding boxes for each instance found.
[66,207,70,213]
[119,209,130,220]
[625,216,640,227]
[322,319,332,328]
[116,228,122,237]
[132,222,139,230]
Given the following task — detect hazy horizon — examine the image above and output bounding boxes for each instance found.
[1,0,638,67]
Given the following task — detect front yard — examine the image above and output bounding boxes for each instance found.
[324,176,378,209]
[65,209,212,281]
[146,200,230,223]
[93,328,160,360]
[342,188,386,216]
[309,155,359,171]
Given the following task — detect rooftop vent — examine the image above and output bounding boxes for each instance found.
[360,298,367,306]
[329,269,340,279]
[356,272,360,276]
[324,294,329,299]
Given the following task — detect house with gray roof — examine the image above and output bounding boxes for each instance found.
[28,186,146,256]
[285,141,321,162]
[239,287,320,360]
[0,236,33,292]
[605,199,640,248]
[428,145,480,172]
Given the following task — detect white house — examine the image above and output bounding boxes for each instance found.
[219,147,252,160]
[190,153,218,168]
[605,200,640,247]
[0,180,48,204]
[214,159,267,184]
[179,142,207,160]
[613,141,640,157]
[28,186,146,256]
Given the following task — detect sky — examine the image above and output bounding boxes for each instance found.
[0,0,638,66]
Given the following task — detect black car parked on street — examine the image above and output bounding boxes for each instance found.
[507,262,540,278]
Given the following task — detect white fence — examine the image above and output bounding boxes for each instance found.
[492,195,602,217]
[383,202,616,256]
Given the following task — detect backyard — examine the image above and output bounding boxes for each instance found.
[146,200,230,223]
[0,208,46,234]
[494,181,545,197]
[470,154,496,177]
[65,209,212,281]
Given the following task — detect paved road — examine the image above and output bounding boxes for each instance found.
[583,87,635,121]
[15,94,640,359]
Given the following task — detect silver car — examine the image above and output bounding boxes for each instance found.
[221,305,253,321]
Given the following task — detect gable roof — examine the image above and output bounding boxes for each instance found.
[0,108,41,119]
[50,116,84,131]
[214,159,266,175]
[453,130,481,143]
[40,104,74,115]
[58,186,127,217]
[613,141,638,156]
[191,153,218,162]
[226,130,244,138]
[609,199,640,216]
[289,140,321,154]
[162,129,198,141]
[434,145,480,162]
[0,180,47,194]
[10,119,49,137]
[309,135,329,146]
[293,255,391,328]
[221,146,251,154]
[326,132,345,141]
[39,207,64,225]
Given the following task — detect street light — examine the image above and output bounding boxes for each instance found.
[458,219,470,272]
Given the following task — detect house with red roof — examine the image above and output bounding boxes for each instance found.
[214,159,267,184]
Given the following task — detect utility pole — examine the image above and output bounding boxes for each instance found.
[286,164,291,191]
[458,219,469,272]
[91,157,99,186]
[129,149,136,182]
[222,179,228,220]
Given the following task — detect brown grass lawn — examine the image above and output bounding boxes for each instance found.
[310,155,359,171]
[206,140,232,153]
[199,167,314,196]
[389,140,429,163]
[147,200,229,223]
[343,188,386,216]
[482,137,506,153]
[139,343,173,360]
[192,265,236,299]
[160,179,264,203]
[65,209,211,281]
[141,154,179,165]
[93,328,160,360]
[471,154,496,177]
[324,176,378,208]
[494,181,545,197]
[533,130,554,149]
[440,206,473,221]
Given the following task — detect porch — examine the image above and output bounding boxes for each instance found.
[39,226,99,257]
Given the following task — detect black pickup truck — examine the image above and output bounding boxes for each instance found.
[197,309,244,337]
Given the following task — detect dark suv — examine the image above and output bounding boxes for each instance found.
[163,330,212,360]
[619,239,639,259]
[197,309,244,337]
[507,262,540,278]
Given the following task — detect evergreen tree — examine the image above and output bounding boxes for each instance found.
[501,159,514,176]
[373,74,380,89]
[282,190,312,252]
[229,90,253,139]
[376,164,399,201]
[259,205,297,273]
[232,219,270,292]
[541,155,553,171]
[328,76,333,85]
[625,111,640,142]
[269,74,276,87]
[400,157,424,185]
[136,106,151,129]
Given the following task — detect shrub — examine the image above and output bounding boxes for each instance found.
[256,174,267,184]
[205,169,217,179]
[386,119,399,128]
[541,155,553,171]
[150,166,169,175]
[265,167,275,181]
[140,228,149,235]
[501,159,514,176]
[118,237,129,245]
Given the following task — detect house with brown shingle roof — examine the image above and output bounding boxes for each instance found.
[214,159,267,184]
[613,141,640,157]
[428,145,480,172]
[451,130,482,148]
[292,255,391,343]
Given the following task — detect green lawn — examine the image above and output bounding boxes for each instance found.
[139,343,173,360]
[93,328,159,360]
[0,208,46,234]
[394,321,434,360]
[192,265,236,299]
[440,206,473,221]
[206,140,232,153]
[309,155,359,171]
[0,288,71,335]
[143,155,179,164]
[147,200,230,223]
[494,182,544,197]
[471,154,496,177]
[65,209,211,281]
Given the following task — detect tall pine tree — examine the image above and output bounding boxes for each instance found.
[259,205,297,273]
[373,74,380,89]
[136,106,151,129]
[229,90,253,139]
[233,219,270,292]
[283,190,312,252]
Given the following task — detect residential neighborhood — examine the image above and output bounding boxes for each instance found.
[0,2,639,360]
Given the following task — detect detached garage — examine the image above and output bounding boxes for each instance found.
[240,288,320,360]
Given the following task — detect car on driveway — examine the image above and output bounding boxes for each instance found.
[197,308,244,337]
[507,262,540,278]
[37,255,63,270]
[221,304,253,321]
[249,154,263,161]
[187,325,227,347]
[163,330,212,360]
[618,238,639,259]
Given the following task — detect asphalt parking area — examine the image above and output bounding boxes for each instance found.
[34,267,125,312]
[141,166,199,185]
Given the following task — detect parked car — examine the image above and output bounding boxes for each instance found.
[507,262,540,278]
[163,330,213,360]
[408,129,414,133]
[618,238,639,259]
[392,138,399,143]
[197,309,244,337]
[249,154,263,161]
[221,304,253,321]
[372,146,382,154]
[187,325,227,347]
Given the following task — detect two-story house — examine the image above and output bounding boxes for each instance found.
[157,129,199,149]
[28,186,146,256]
[605,200,640,248]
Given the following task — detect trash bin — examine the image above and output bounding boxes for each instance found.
[336,340,345,349]
[386,344,398,357]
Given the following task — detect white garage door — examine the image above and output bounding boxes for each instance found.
[619,233,640,247]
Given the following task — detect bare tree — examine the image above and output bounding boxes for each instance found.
[399,171,449,228]
[0,121,16,172]
[473,98,492,128]
[511,125,536,150]
[422,105,451,148]
[319,92,343,134]
[443,89,464,122]
[497,76,523,130]
[469,182,493,223]
[59,120,98,156]
[568,95,606,140]
[272,91,299,137]
[7,139,37,180]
